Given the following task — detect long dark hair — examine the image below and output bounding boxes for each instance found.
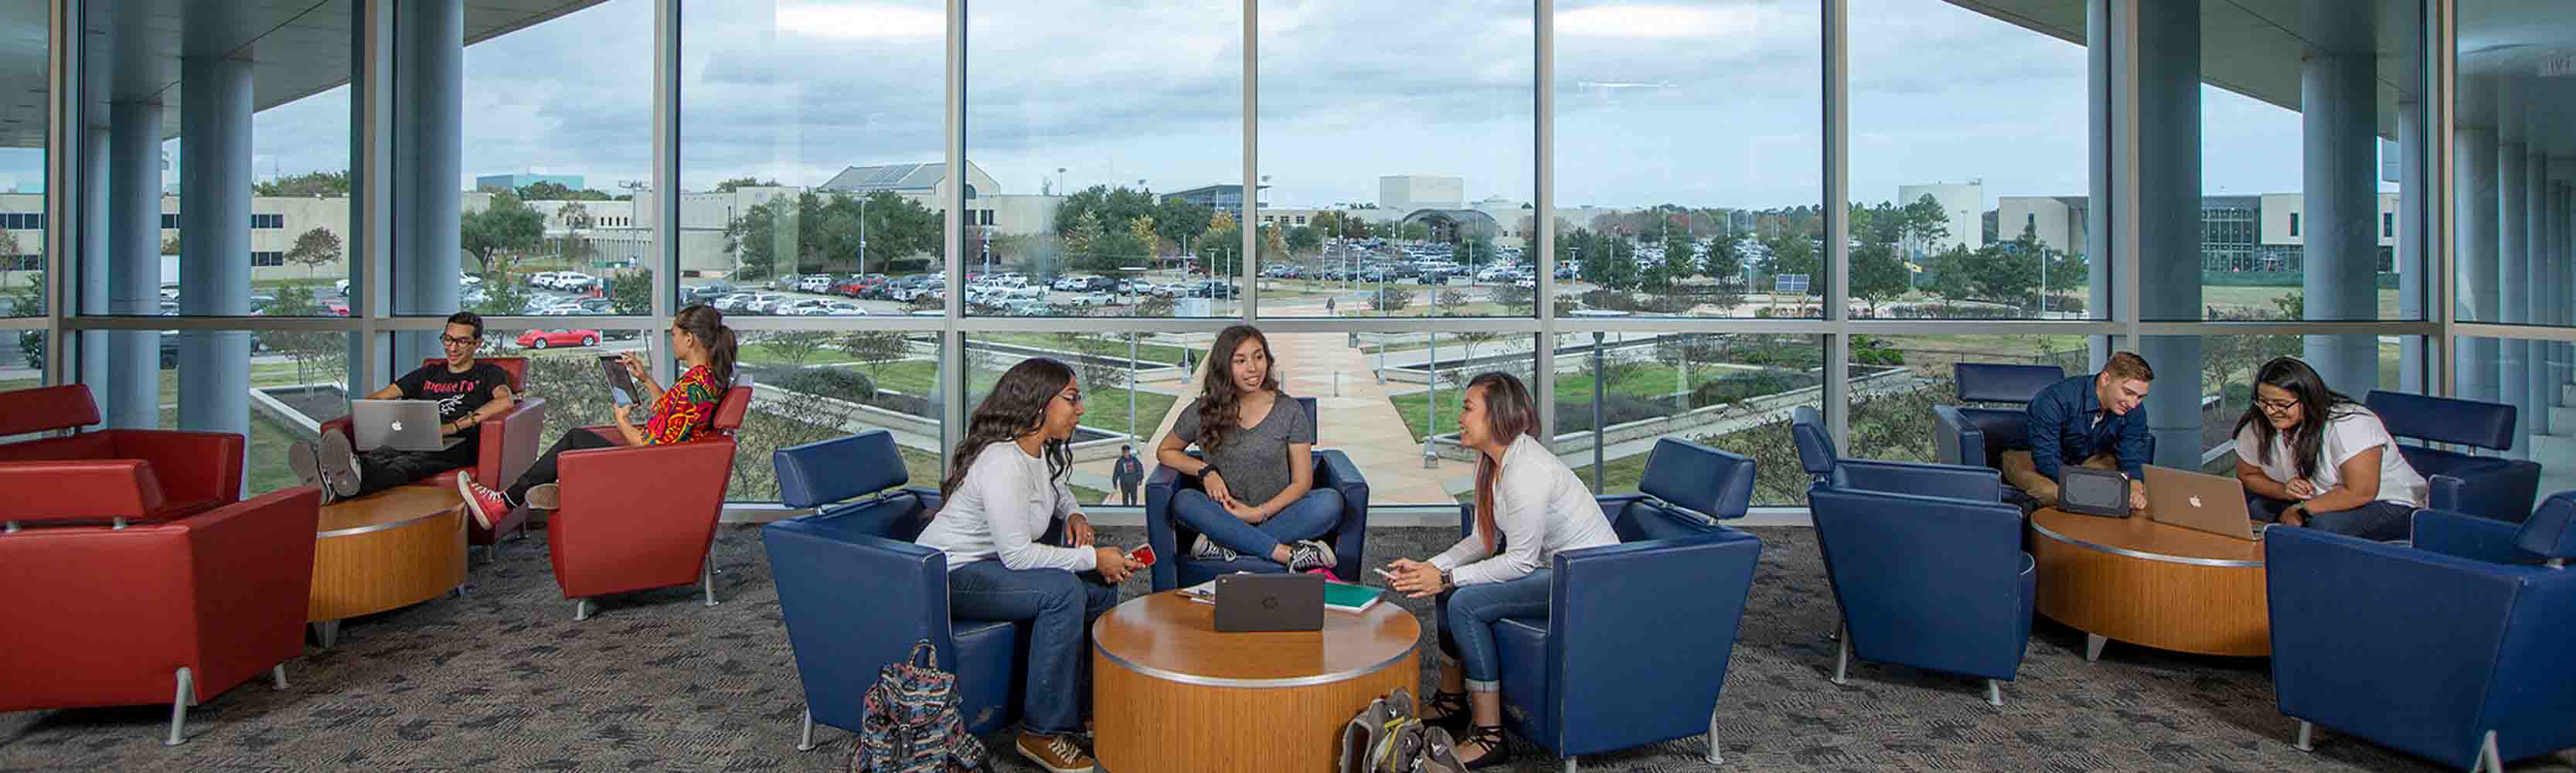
[938,357,1077,504]
[1466,371,1540,554]
[674,304,738,390]
[2231,356,2363,480]
[1193,325,1279,453]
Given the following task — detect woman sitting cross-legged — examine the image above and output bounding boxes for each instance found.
[1154,324,1341,573]
[2231,356,2427,542]
[1385,371,1618,769]
[913,356,1145,773]
[456,304,735,527]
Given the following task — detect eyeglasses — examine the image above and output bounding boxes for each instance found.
[2254,397,2300,414]
[440,335,478,346]
[1058,391,1084,404]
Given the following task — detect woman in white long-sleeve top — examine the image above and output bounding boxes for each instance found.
[1385,371,1618,769]
[911,357,1146,773]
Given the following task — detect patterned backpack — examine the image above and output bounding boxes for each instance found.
[850,640,987,773]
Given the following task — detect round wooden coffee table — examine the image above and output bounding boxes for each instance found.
[2028,508,2268,659]
[1092,591,1420,773]
[308,486,468,648]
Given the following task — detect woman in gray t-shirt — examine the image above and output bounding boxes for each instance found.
[1155,325,1344,572]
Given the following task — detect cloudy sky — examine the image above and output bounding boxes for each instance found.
[13,0,2364,213]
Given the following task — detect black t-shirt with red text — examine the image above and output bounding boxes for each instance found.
[394,361,511,441]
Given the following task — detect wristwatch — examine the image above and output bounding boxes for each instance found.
[1198,463,1221,478]
[1438,567,1455,590]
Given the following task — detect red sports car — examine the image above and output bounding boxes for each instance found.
[516,329,601,349]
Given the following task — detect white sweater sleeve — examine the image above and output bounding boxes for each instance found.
[1445,471,1549,586]
[969,453,1097,572]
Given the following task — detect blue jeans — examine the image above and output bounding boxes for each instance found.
[1171,488,1343,560]
[1434,570,1553,693]
[945,560,1120,735]
[2247,492,2416,542]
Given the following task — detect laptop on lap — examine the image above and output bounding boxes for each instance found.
[350,399,466,452]
[2141,465,2264,541]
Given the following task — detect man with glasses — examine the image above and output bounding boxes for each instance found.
[292,312,518,503]
[2001,350,2156,512]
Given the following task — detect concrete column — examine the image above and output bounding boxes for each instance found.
[2086,0,2113,368]
[2398,100,2426,394]
[392,0,463,367]
[176,56,253,446]
[2134,0,2203,470]
[78,124,110,399]
[2299,37,2379,393]
[2499,121,2530,456]
[2457,124,2498,401]
[104,100,161,428]
[2527,153,2550,434]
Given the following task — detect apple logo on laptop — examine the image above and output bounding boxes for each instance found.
[2187,495,2203,508]
[390,421,404,432]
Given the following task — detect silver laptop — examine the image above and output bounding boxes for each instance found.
[350,399,466,452]
[2141,465,2264,541]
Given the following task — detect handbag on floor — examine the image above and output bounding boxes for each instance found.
[849,640,987,773]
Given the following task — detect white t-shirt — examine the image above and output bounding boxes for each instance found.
[1430,433,1620,586]
[2232,407,2428,508]
[912,443,1096,573]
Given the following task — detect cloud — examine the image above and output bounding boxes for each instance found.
[774,2,944,39]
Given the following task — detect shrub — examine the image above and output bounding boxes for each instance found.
[1551,394,1672,434]
[779,366,877,401]
[1689,369,1808,409]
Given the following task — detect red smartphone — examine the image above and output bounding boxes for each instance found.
[1127,545,1156,567]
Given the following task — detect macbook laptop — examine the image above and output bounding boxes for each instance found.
[1213,573,1324,632]
[350,399,467,452]
[2141,465,2264,541]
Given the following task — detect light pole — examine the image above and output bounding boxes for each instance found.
[857,193,868,277]
[1120,264,1148,436]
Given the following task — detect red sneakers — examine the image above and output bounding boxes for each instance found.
[458,475,512,530]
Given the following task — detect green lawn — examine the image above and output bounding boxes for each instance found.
[2200,285,2404,319]
[829,359,1178,440]
[977,332,1188,365]
[1387,364,1739,443]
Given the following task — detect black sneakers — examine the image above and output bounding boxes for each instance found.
[1287,539,1338,572]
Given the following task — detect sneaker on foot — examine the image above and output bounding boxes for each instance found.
[458,476,512,531]
[288,442,335,505]
[316,431,361,499]
[1015,732,1096,773]
[1286,539,1338,572]
[524,483,560,512]
[1191,534,1227,560]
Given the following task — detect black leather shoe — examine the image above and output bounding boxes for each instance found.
[1457,724,1513,770]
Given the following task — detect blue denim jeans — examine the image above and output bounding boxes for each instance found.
[945,559,1120,735]
[2247,492,2416,542]
[1434,570,1553,693]
[1171,488,1343,560]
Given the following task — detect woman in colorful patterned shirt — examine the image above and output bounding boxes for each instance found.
[459,304,738,527]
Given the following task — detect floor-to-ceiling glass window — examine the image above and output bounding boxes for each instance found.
[1,0,46,397]
[2455,0,2576,502]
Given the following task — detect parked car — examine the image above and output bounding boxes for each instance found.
[710,293,757,312]
[516,329,601,349]
[743,293,793,314]
[686,281,740,303]
[771,274,806,291]
[458,271,483,287]
[1002,298,1054,316]
[775,298,834,315]
[819,301,868,316]
[1060,290,1114,308]
[798,274,838,294]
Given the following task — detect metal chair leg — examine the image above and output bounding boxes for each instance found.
[2478,730,2502,773]
[574,598,593,621]
[798,709,817,751]
[1705,707,1723,764]
[165,667,193,746]
[1831,626,1851,686]
[271,665,288,690]
[1985,679,2003,707]
[311,620,341,649]
[2085,633,2108,662]
[702,560,720,607]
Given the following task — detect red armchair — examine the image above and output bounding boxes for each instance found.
[317,357,546,557]
[0,485,322,745]
[0,385,245,524]
[549,386,750,620]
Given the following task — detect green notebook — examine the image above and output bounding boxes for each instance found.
[1323,581,1383,612]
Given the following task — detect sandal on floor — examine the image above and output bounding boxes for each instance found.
[1421,690,1470,731]
[1455,724,1514,770]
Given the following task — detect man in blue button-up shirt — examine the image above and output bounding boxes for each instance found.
[2001,351,2156,510]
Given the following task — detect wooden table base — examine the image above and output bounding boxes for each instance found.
[2029,509,2269,658]
[309,487,468,646]
[1092,654,1415,773]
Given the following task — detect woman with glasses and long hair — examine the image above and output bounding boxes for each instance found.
[913,357,1143,773]
[1154,324,1341,571]
[2231,356,2426,541]
[458,304,738,529]
[1383,371,1618,769]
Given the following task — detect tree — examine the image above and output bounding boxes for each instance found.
[1703,235,1744,284]
[726,191,941,279]
[260,286,344,386]
[713,177,781,192]
[1372,287,1414,312]
[1154,199,1213,252]
[607,269,651,315]
[758,329,838,369]
[1492,283,1535,315]
[839,331,913,376]
[1062,210,1107,271]
[284,226,343,281]
[514,181,612,201]
[161,234,180,256]
[9,271,41,368]
[1760,233,1817,281]
[1436,289,1470,312]
[254,170,351,197]
[1200,210,1241,276]
[1848,241,1911,316]
[461,192,546,272]
[1285,225,1322,254]
[1398,221,1429,243]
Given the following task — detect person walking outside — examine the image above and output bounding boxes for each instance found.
[1112,444,1145,506]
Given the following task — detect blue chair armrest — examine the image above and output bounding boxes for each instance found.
[2425,463,2542,524]
[762,517,955,734]
[2264,527,2576,768]
[1930,405,1986,468]
[1144,461,1193,590]
[2411,509,2547,565]
[1832,459,2004,502]
[1313,450,1371,581]
[1546,529,1763,757]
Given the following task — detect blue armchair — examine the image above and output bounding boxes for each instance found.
[1448,437,1762,769]
[1800,408,2031,706]
[2364,390,2543,524]
[761,430,1026,752]
[1929,363,2064,472]
[2265,495,2576,772]
[1143,397,1371,590]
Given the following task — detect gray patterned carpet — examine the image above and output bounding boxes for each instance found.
[2,525,2566,772]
